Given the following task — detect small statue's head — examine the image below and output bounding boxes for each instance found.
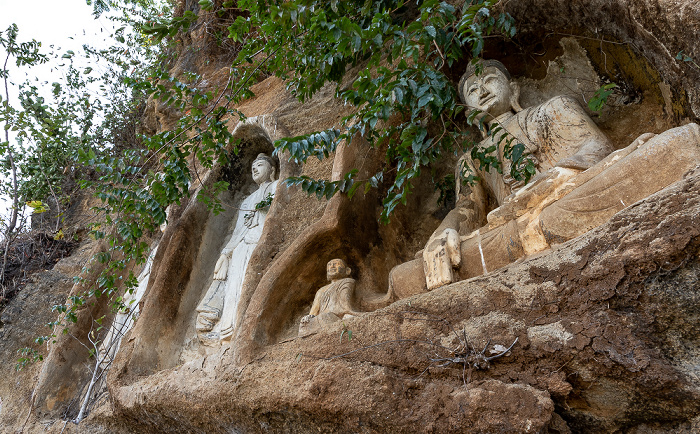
[327,258,351,281]
[458,59,522,123]
[251,153,277,185]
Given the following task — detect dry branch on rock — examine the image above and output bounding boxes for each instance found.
[304,311,519,388]
[0,232,78,308]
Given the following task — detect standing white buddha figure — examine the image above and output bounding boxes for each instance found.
[196,153,278,343]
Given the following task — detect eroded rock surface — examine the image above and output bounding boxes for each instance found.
[3,1,700,433]
[100,167,699,433]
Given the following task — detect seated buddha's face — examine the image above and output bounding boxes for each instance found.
[326,259,349,281]
[461,66,513,121]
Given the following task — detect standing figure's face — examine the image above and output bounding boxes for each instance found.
[327,259,348,281]
[252,160,273,185]
[462,66,513,120]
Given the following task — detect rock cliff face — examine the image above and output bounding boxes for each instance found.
[1,0,700,432]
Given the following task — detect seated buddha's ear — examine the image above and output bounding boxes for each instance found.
[510,81,523,112]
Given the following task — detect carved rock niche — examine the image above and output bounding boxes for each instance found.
[119,115,306,370]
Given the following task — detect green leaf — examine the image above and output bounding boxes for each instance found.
[26,200,48,213]
[347,180,362,198]
[511,143,524,163]
[417,93,432,108]
[588,83,617,112]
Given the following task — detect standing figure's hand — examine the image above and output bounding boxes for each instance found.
[244,211,255,228]
[213,254,229,280]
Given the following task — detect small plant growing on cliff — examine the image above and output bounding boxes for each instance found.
[16,347,43,371]
[676,51,699,70]
[588,83,617,112]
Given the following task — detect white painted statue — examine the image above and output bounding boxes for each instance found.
[299,258,363,336]
[196,153,278,343]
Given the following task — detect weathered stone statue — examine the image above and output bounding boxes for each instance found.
[422,59,614,290]
[299,258,362,336]
[196,153,278,343]
[391,60,700,297]
[456,123,700,281]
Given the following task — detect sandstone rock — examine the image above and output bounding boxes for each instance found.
[3,1,700,433]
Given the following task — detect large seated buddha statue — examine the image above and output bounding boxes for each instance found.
[388,60,700,298]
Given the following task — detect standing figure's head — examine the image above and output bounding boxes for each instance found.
[251,153,277,185]
[458,59,522,123]
[326,258,351,282]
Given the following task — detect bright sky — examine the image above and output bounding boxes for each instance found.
[0,0,114,231]
[0,0,114,79]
